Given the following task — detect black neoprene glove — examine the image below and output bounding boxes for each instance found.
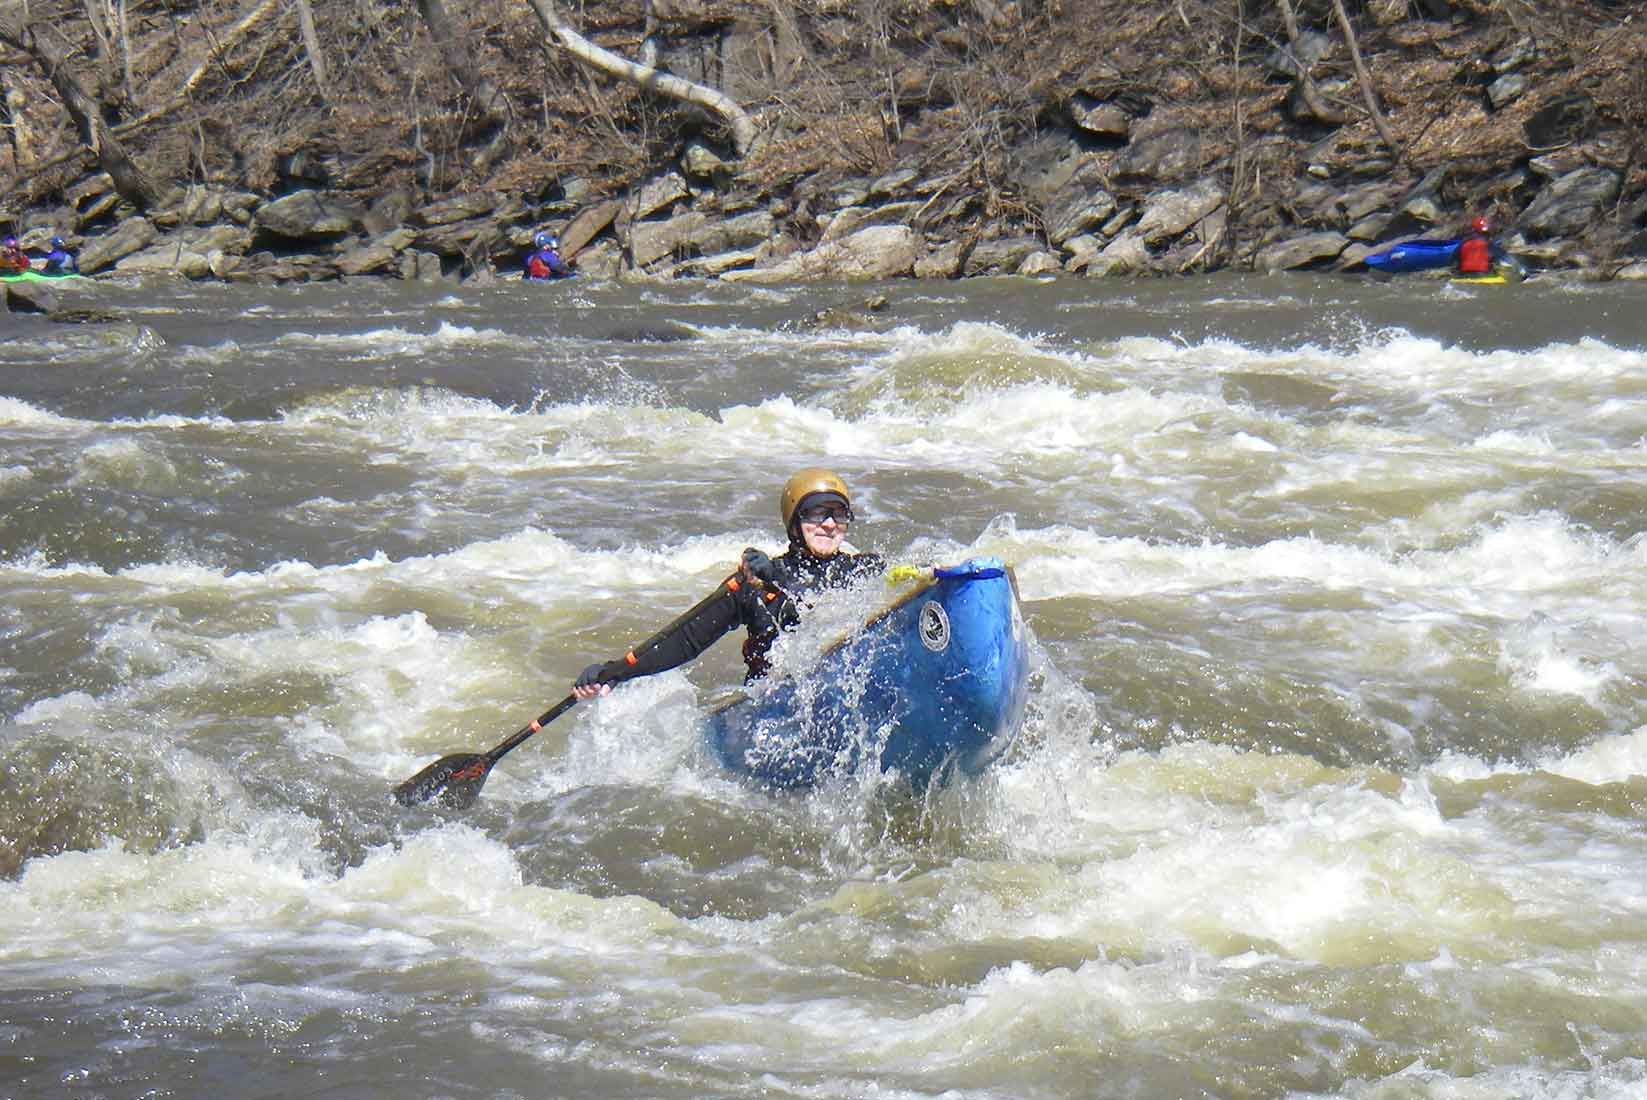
[576,662,608,689]
[741,547,777,584]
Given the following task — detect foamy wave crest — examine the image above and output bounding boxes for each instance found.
[1006,512,1638,609]
[276,320,529,356]
[0,395,78,429]
[1541,726,1647,786]
[841,321,1104,411]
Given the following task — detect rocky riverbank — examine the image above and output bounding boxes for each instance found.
[2,1,1643,303]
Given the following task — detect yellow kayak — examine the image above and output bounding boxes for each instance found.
[1452,272,1509,285]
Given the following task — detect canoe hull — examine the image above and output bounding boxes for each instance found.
[1364,238,1459,274]
[704,558,1029,791]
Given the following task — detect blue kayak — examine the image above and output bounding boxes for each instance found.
[1363,238,1459,273]
[703,556,1030,791]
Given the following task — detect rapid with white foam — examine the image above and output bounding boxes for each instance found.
[1,273,1643,1098]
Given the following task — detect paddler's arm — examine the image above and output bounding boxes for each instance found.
[1491,241,1527,278]
[572,578,744,698]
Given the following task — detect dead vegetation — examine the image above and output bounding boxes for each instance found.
[0,0,1641,248]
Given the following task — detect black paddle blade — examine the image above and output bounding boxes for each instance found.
[392,752,494,809]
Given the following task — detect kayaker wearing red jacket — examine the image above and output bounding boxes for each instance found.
[1,235,28,274]
[1457,215,1498,275]
[572,468,885,696]
[523,231,572,280]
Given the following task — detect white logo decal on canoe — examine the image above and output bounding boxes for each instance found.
[918,601,950,652]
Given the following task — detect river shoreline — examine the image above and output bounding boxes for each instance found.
[3,3,1643,304]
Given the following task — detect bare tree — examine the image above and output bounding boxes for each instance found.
[293,0,332,105]
[1273,0,1346,126]
[523,0,758,156]
[416,0,514,171]
[0,6,170,209]
[1329,0,1401,160]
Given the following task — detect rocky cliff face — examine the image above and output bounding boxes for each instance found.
[1,0,1642,286]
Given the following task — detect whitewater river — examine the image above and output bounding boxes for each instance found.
[2,270,1644,1099]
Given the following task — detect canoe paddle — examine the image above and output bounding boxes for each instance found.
[392,694,578,809]
[396,571,751,810]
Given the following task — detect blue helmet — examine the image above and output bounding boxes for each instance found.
[3,236,15,249]
[534,231,558,250]
[50,236,64,249]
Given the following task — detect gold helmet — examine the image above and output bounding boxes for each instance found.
[780,467,853,531]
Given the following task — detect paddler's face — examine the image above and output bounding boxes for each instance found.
[798,505,848,558]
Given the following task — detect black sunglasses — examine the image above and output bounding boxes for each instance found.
[797,504,851,525]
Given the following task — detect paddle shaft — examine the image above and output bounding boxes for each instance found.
[486,693,578,763]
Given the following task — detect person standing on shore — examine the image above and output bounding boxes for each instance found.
[523,231,572,280]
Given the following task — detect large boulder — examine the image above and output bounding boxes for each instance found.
[77,217,158,274]
[1086,231,1150,276]
[336,229,417,276]
[691,209,777,254]
[415,192,499,227]
[1517,166,1620,240]
[115,226,253,278]
[1115,116,1207,180]
[4,282,57,314]
[254,190,358,240]
[913,239,966,280]
[819,202,918,244]
[1136,180,1225,246]
[1041,163,1117,247]
[1069,95,1131,140]
[560,200,622,258]
[723,225,921,283]
[1256,230,1348,272]
[628,210,710,267]
[626,173,690,223]
[964,235,1043,276]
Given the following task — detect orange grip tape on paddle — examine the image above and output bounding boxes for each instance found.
[624,651,638,666]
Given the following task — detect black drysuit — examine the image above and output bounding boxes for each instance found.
[587,543,885,686]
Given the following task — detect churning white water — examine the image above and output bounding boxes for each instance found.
[1,272,1644,1099]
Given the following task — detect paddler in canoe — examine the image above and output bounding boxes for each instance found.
[391,470,1022,807]
[572,467,886,699]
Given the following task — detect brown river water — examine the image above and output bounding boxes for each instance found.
[1,270,1644,1099]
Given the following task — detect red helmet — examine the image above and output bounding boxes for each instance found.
[1469,215,1489,233]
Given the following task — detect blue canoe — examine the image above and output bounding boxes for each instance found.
[1363,238,1459,273]
[703,557,1030,791]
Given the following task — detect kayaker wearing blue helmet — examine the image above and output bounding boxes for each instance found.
[42,236,76,275]
[573,468,886,697]
[523,230,572,279]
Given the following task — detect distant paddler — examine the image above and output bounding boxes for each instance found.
[523,230,573,280]
[1455,215,1523,282]
[42,236,77,275]
[0,235,28,274]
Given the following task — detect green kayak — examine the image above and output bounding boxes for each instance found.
[0,269,83,283]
